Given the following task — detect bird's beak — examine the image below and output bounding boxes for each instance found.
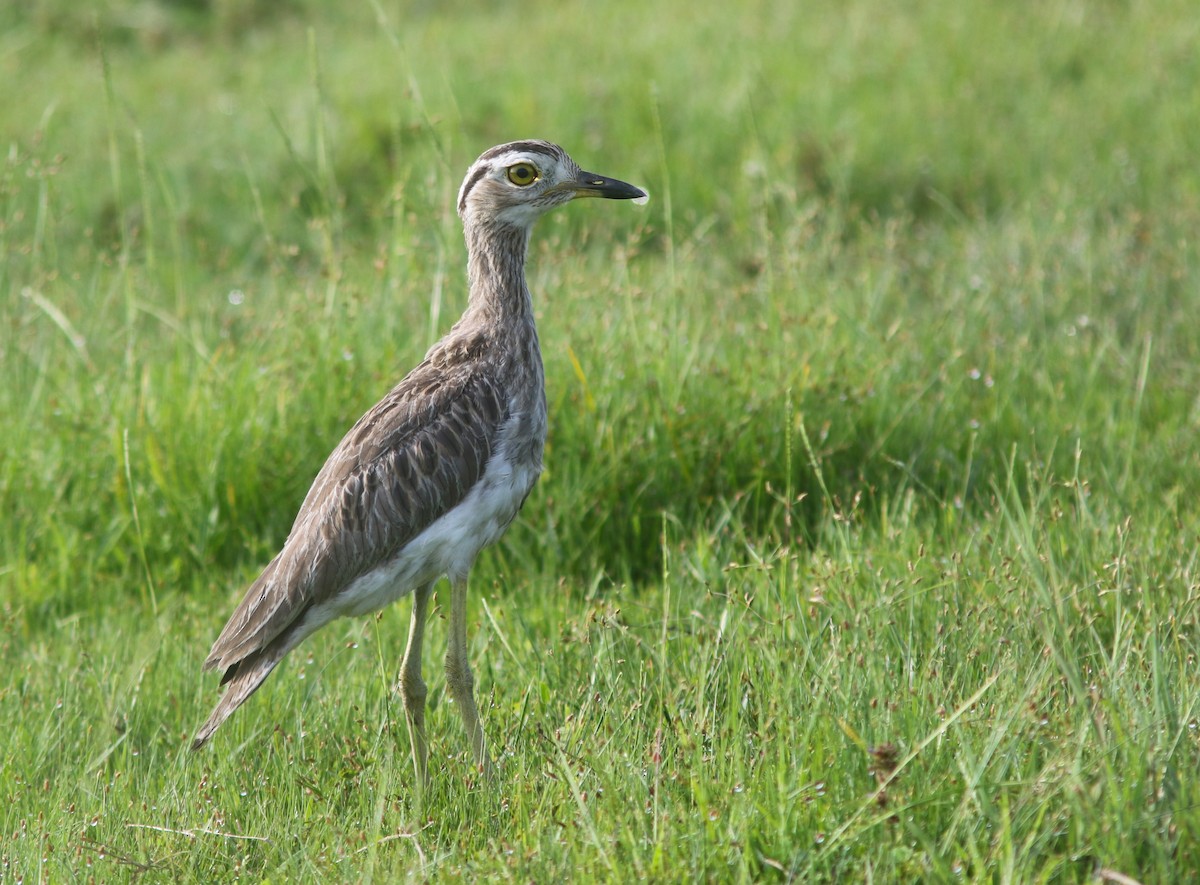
[570,171,648,202]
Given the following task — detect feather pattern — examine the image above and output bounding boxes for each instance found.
[202,356,510,672]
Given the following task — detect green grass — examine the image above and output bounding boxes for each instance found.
[3,0,1200,879]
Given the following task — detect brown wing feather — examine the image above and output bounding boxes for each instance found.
[202,340,505,674]
[191,631,292,749]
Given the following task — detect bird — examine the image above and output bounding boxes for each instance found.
[191,140,646,785]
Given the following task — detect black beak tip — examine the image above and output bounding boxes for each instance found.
[578,172,649,202]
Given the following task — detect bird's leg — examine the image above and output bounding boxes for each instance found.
[399,582,433,789]
[445,575,494,776]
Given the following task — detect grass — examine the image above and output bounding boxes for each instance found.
[3,0,1200,879]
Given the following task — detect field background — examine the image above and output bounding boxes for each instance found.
[3,0,1200,880]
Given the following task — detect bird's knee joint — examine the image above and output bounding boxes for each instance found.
[445,661,474,694]
[399,673,428,706]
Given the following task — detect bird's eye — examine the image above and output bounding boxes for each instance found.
[506,163,540,186]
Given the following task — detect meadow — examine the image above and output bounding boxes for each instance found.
[3,0,1200,880]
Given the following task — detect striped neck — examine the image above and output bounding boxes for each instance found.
[463,221,534,324]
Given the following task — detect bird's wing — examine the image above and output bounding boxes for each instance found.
[202,345,506,674]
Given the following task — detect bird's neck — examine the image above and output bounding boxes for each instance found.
[462,221,535,325]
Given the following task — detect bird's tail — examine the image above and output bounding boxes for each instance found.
[191,645,288,751]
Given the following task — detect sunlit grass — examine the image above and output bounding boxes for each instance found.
[3,0,1200,880]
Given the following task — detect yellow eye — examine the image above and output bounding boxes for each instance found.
[506,163,540,186]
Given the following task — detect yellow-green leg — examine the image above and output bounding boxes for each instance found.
[399,583,433,789]
[444,577,494,776]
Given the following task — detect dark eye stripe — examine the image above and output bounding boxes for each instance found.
[479,140,561,163]
[457,165,490,214]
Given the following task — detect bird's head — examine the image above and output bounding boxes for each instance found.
[457,140,647,230]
